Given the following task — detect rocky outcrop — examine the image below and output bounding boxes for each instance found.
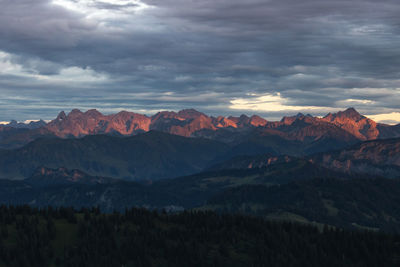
[46,109,151,137]
[321,108,379,140]
[2,107,400,150]
[311,138,400,177]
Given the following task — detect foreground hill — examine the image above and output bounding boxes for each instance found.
[3,164,400,232]
[0,169,151,210]
[0,161,334,210]
[151,159,351,208]
[1,207,398,266]
[205,178,400,232]
[0,131,228,181]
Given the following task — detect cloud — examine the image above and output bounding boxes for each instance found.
[0,50,108,84]
[367,113,400,125]
[229,92,336,113]
[1,0,400,120]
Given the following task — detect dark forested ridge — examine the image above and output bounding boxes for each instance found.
[0,131,228,181]
[311,137,400,177]
[0,161,359,210]
[0,206,399,267]
[3,165,400,233]
[2,127,400,182]
[205,178,400,233]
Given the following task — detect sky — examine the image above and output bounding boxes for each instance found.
[0,0,400,123]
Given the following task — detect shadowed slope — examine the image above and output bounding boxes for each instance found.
[0,131,228,181]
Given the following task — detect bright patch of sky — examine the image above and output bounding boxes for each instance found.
[52,0,152,15]
[230,93,336,112]
[367,113,400,125]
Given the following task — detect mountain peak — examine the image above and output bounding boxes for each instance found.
[321,107,378,140]
[342,107,361,117]
[84,109,103,117]
[8,120,18,127]
[68,108,83,117]
[249,115,267,126]
[323,107,363,121]
[56,111,67,121]
[177,109,205,119]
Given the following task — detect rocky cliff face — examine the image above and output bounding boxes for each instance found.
[45,108,270,138]
[311,138,400,177]
[45,107,384,140]
[3,107,400,150]
[321,108,380,140]
[46,109,151,137]
[28,167,117,185]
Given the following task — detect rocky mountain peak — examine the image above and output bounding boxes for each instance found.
[84,109,103,118]
[338,107,363,120]
[177,109,205,119]
[151,111,179,121]
[324,107,364,122]
[9,107,400,145]
[68,109,83,117]
[322,107,378,140]
[249,115,267,127]
[56,111,67,121]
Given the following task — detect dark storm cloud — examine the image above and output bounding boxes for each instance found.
[0,0,400,121]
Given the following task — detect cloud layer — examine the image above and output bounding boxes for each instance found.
[0,0,400,122]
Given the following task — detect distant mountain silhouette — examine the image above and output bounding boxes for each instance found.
[0,127,56,149]
[4,119,47,129]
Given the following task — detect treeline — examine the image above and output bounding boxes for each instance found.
[0,205,399,266]
[207,178,400,233]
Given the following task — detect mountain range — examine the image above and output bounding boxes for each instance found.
[1,107,400,181]
[2,162,400,232]
[2,107,400,232]
[1,107,400,150]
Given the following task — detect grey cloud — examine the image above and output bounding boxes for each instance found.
[0,0,400,121]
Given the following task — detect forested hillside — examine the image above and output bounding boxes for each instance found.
[0,206,399,267]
